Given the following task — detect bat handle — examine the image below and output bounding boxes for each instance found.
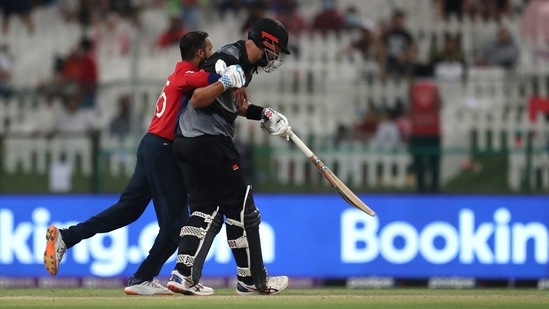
[287,129,314,158]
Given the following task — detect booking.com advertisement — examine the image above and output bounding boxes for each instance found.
[0,195,548,280]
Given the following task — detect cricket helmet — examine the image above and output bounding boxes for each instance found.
[248,18,290,72]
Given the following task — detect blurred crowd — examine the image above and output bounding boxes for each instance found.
[1,0,548,192]
[335,0,524,151]
[0,0,533,117]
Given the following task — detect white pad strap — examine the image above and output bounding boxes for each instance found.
[180,226,207,239]
[177,254,195,267]
[179,210,218,237]
[237,267,252,277]
[225,218,244,228]
[191,211,213,223]
[227,236,248,249]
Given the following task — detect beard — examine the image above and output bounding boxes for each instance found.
[256,53,269,67]
[198,57,206,68]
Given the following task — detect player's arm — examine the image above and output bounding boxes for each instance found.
[191,55,245,108]
[190,78,226,108]
[238,102,291,140]
[192,77,248,109]
[181,70,242,108]
[178,69,221,90]
[233,87,248,108]
[237,100,251,117]
[175,70,225,108]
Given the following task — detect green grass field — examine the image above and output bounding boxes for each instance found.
[1,288,548,308]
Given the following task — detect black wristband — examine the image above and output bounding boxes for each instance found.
[246,104,264,120]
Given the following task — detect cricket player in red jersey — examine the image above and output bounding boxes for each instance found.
[43,31,246,295]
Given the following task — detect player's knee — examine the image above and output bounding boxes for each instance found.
[244,207,261,228]
[179,210,222,237]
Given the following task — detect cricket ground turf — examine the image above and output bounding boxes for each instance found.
[1,288,548,308]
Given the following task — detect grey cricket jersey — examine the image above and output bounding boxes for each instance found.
[178,41,257,138]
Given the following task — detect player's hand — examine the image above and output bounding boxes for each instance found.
[232,88,248,108]
[260,108,291,141]
[219,64,245,90]
[215,59,228,74]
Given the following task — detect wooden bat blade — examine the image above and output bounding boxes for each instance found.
[287,129,375,217]
[323,167,376,217]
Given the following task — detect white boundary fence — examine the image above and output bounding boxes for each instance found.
[3,67,547,190]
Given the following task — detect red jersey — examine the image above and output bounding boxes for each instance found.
[148,61,219,140]
[409,80,441,136]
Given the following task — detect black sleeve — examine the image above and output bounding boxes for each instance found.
[200,52,239,73]
[405,30,414,45]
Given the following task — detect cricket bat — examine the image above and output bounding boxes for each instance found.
[287,129,376,217]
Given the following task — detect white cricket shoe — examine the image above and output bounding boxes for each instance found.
[124,279,173,295]
[43,225,66,276]
[166,270,214,296]
[236,276,289,295]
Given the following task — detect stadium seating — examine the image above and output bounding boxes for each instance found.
[1,1,548,191]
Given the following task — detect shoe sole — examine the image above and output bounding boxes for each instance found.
[236,280,289,296]
[236,290,260,296]
[123,288,173,296]
[44,226,59,276]
[124,289,140,295]
[166,282,213,296]
[268,279,289,295]
[236,283,260,296]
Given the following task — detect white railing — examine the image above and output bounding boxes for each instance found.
[3,136,92,175]
[2,70,548,190]
[506,114,549,191]
[271,139,411,189]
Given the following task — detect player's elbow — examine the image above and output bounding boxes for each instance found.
[191,82,225,108]
[190,91,210,108]
[190,95,204,108]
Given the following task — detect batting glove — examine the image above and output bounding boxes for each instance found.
[218,64,246,90]
[260,108,291,141]
[215,59,228,75]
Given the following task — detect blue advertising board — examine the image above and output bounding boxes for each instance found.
[0,194,548,279]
